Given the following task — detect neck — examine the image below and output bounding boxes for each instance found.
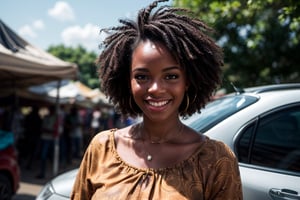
[140,120,184,144]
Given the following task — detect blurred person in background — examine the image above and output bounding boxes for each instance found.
[68,106,83,159]
[36,106,56,179]
[23,106,42,169]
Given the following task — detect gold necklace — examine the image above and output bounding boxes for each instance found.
[142,123,185,161]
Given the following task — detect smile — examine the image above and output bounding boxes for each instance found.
[147,100,169,107]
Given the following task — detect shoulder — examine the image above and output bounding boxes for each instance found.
[82,129,117,161]
[89,129,116,148]
[196,136,238,164]
[114,125,132,138]
[191,137,241,182]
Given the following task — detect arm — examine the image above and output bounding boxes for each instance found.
[71,143,94,200]
[205,142,243,200]
[70,130,111,200]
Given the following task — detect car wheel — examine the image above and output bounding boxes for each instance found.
[0,173,13,200]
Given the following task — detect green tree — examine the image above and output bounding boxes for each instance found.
[47,45,99,89]
[173,0,300,91]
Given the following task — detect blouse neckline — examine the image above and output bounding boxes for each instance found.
[108,129,208,173]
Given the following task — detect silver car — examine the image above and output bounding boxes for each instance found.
[36,83,300,200]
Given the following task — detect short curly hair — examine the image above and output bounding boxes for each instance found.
[97,0,223,117]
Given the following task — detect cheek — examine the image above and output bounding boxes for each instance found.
[173,84,187,101]
[178,86,187,99]
[131,82,145,105]
[130,80,142,95]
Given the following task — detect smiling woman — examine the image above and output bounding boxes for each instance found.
[71,0,242,199]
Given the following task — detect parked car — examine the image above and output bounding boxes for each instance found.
[0,130,20,200]
[36,83,300,200]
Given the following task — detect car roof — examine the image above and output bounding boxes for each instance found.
[237,83,300,94]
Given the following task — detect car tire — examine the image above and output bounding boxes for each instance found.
[0,173,13,200]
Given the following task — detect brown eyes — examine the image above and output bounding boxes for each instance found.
[165,74,179,80]
[134,74,179,82]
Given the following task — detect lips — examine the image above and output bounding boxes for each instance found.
[147,100,169,107]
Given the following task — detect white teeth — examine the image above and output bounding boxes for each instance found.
[148,100,168,107]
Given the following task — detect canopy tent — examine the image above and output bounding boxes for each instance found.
[0,80,112,120]
[27,80,111,108]
[0,80,83,107]
[74,81,110,106]
[0,19,79,176]
[0,19,78,91]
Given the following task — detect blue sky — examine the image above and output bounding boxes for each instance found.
[1,0,172,53]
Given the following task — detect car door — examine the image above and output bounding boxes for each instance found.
[236,104,300,200]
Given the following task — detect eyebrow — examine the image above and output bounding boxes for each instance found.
[132,66,181,73]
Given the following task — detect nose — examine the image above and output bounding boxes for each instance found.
[148,80,163,93]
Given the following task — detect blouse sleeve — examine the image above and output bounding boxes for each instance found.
[204,141,243,200]
[70,131,110,200]
[70,140,94,199]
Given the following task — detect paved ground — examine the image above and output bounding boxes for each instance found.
[12,158,81,200]
[12,183,43,200]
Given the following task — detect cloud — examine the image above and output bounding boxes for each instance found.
[18,19,45,39]
[61,23,107,52]
[33,20,45,30]
[19,25,37,38]
[48,1,75,22]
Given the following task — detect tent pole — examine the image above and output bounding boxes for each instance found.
[53,80,61,176]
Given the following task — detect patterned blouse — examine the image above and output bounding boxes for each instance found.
[71,129,243,200]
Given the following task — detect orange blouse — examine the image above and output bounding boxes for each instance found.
[71,129,243,200]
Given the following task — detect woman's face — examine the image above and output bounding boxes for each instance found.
[130,40,187,122]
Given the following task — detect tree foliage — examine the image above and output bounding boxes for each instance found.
[173,0,300,90]
[47,45,100,89]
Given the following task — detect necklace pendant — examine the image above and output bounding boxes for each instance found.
[147,154,152,161]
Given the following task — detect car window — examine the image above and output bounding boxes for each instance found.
[237,105,300,173]
[183,95,258,132]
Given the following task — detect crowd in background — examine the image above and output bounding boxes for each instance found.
[0,104,137,179]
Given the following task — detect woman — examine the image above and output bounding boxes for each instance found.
[71,0,242,199]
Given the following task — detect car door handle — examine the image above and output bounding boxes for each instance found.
[269,188,300,200]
